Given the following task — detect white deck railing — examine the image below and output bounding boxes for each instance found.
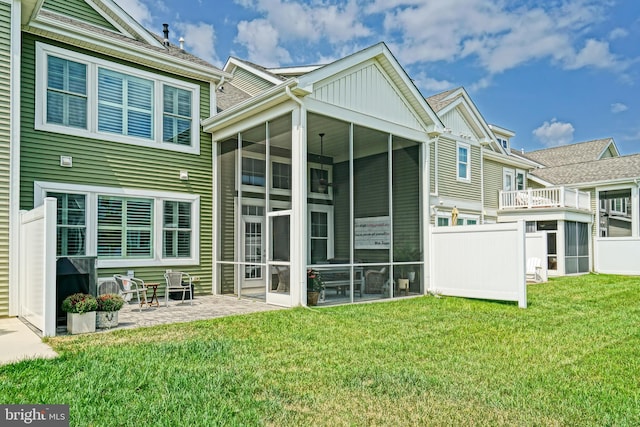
[499,187,591,211]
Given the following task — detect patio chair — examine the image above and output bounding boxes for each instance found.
[113,274,148,312]
[526,257,543,283]
[163,271,193,306]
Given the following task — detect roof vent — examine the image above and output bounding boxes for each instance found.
[179,37,185,52]
[162,23,170,47]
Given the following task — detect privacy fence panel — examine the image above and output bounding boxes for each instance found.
[430,222,527,308]
[19,197,57,336]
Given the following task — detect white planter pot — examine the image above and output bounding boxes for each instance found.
[96,311,119,329]
[67,312,96,335]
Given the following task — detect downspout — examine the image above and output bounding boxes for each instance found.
[285,86,306,306]
[210,76,225,295]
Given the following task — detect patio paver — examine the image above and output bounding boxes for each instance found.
[109,294,284,331]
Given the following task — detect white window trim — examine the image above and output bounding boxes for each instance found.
[436,212,479,226]
[516,169,526,191]
[35,181,200,268]
[503,168,515,191]
[308,204,335,263]
[239,152,294,196]
[35,42,201,155]
[456,141,471,183]
[596,185,637,238]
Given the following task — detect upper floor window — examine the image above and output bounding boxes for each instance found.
[457,142,470,182]
[272,162,291,190]
[47,56,87,129]
[497,138,509,150]
[36,43,200,154]
[516,170,526,191]
[98,69,153,139]
[242,157,266,186]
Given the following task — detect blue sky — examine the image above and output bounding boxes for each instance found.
[114,0,640,154]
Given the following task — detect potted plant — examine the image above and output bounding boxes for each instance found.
[61,293,98,334]
[307,268,325,306]
[96,293,125,329]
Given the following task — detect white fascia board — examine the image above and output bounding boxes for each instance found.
[300,43,443,132]
[267,65,322,76]
[483,150,538,169]
[527,174,554,187]
[597,138,620,159]
[224,57,283,85]
[26,20,231,82]
[95,0,163,47]
[570,177,640,189]
[21,0,41,25]
[202,80,301,133]
[488,123,515,137]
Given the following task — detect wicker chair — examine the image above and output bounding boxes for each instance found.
[163,271,193,306]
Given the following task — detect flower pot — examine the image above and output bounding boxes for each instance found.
[67,311,96,334]
[307,291,320,306]
[96,311,119,329]
[397,278,410,296]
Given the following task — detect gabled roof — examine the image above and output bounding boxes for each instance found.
[24,0,230,82]
[530,153,640,186]
[519,138,619,168]
[425,87,506,153]
[425,88,459,112]
[216,82,252,112]
[224,57,286,85]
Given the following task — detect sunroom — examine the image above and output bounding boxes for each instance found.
[203,44,440,307]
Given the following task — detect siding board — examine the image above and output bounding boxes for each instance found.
[0,1,10,314]
[42,0,117,31]
[21,34,212,295]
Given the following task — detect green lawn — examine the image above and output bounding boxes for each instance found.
[1,274,639,426]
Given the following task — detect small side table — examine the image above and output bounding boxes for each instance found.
[145,283,160,307]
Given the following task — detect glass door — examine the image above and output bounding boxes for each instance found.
[266,210,291,305]
[240,207,265,298]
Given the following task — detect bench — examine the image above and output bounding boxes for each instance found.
[315,266,364,302]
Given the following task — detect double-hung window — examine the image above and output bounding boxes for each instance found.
[163,85,192,145]
[46,56,87,129]
[37,43,200,154]
[457,142,470,182]
[163,201,192,258]
[48,192,87,256]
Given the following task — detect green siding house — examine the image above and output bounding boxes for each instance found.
[5,0,230,317]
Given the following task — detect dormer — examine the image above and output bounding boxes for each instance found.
[489,124,515,152]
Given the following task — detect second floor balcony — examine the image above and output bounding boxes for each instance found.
[499,187,591,211]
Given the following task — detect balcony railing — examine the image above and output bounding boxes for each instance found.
[499,187,591,211]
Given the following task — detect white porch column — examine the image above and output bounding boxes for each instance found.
[290,105,307,306]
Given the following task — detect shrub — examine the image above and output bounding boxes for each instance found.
[96,293,125,312]
[61,293,98,314]
[307,268,325,293]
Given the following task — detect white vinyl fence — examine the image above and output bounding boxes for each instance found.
[19,198,57,336]
[595,238,640,275]
[430,222,527,308]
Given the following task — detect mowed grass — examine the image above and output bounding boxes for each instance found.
[1,274,639,426]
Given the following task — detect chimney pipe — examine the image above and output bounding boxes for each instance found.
[179,37,185,52]
[162,23,169,46]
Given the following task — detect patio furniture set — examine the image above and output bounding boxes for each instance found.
[110,272,194,311]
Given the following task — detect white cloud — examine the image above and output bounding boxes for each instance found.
[611,103,628,113]
[113,0,153,28]
[173,22,220,66]
[235,19,291,67]
[563,39,620,70]
[609,28,629,40]
[413,73,454,92]
[532,119,575,147]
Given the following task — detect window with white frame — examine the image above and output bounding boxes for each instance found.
[163,201,192,258]
[242,157,266,187]
[36,43,200,154]
[457,142,470,182]
[46,56,87,129]
[516,170,526,191]
[40,182,199,267]
[272,162,291,190]
[49,192,87,256]
[308,162,333,198]
[308,204,334,263]
[599,189,632,238]
[97,196,153,258]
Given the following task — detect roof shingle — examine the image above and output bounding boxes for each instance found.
[518,138,614,167]
[530,153,640,185]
